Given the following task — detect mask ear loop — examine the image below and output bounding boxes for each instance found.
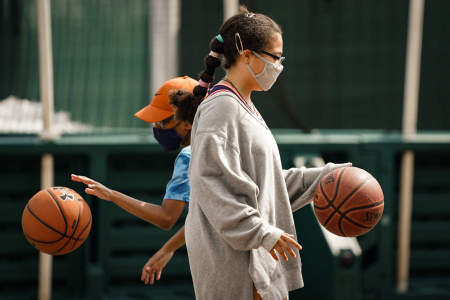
[235,32,244,55]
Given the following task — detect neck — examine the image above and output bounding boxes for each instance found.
[223,68,253,102]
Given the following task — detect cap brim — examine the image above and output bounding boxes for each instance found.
[134,104,174,123]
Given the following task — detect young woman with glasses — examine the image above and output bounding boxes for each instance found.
[184,6,350,300]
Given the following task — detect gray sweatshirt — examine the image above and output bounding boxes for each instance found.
[186,90,349,300]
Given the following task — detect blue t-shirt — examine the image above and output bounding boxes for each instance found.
[163,146,191,202]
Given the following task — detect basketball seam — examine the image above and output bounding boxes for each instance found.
[316,167,347,210]
[324,176,372,227]
[339,200,384,227]
[24,233,86,244]
[53,198,83,255]
[46,189,68,236]
[337,201,384,236]
[25,204,85,242]
[71,214,92,251]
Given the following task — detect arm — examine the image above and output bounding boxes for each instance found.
[109,191,185,230]
[71,174,185,230]
[283,163,351,213]
[193,133,300,259]
[141,226,185,285]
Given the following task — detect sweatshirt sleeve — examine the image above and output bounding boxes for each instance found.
[190,97,283,252]
[283,163,352,213]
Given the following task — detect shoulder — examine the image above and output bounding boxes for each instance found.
[199,92,242,116]
[195,92,244,133]
[178,146,191,158]
[175,146,191,166]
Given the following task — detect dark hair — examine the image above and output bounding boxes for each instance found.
[191,5,282,102]
[169,90,199,125]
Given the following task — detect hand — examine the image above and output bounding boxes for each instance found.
[141,249,174,285]
[269,232,302,262]
[71,174,113,201]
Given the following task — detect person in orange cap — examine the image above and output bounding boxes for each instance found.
[140,89,203,286]
[135,76,199,152]
[71,76,198,232]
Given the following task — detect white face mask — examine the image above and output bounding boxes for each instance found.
[245,51,284,91]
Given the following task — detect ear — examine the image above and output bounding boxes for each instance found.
[183,121,192,131]
[242,49,252,64]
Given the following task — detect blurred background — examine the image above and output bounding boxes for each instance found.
[0,0,449,299]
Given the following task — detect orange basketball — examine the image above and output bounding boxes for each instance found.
[21,186,92,255]
[313,167,384,237]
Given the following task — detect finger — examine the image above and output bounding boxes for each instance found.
[150,271,155,285]
[141,269,147,284]
[276,246,288,261]
[281,235,302,250]
[156,270,162,281]
[141,269,145,282]
[285,245,297,258]
[269,249,279,261]
[70,174,84,182]
[143,272,148,284]
[278,240,297,258]
[85,188,96,195]
[71,174,95,184]
[145,272,150,285]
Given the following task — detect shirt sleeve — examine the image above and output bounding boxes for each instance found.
[190,97,283,252]
[283,162,352,212]
[163,150,191,202]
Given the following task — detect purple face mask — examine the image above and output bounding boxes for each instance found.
[153,127,182,152]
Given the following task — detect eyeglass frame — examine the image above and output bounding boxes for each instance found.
[257,50,285,64]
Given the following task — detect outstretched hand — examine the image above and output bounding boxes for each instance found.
[141,249,174,285]
[269,232,302,262]
[71,174,113,201]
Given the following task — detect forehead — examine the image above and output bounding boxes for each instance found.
[266,32,283,54]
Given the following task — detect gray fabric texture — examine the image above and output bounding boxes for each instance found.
[186,91,350,300]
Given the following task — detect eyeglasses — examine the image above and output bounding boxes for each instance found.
[153,115,174,129]
[258,50,285,64]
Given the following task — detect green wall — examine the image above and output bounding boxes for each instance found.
[0,0,149,128]
[1,0,449,130]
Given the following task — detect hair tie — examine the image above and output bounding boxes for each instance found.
[209,51,221,58]
[216,34,224,43]
[198,79,210,88]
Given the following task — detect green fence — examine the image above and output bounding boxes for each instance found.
[1,0,450,130]
[1,130,450,299]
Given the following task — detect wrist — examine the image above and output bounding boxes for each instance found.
[161,244,175,254]
[108,189,118,202]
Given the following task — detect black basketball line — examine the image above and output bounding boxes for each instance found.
[25,204,85,242]
[71,213,92,250]
[46,189,68,236]
[337,200,384,235]
[53,198,82,254]
[337,201,384,237]
[315,167,348,210]
[323,176,372,227]
[24,233,85,244]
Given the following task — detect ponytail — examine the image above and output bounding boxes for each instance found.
[192,34,225,102]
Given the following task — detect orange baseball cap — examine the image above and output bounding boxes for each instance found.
[134,76,199,123]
